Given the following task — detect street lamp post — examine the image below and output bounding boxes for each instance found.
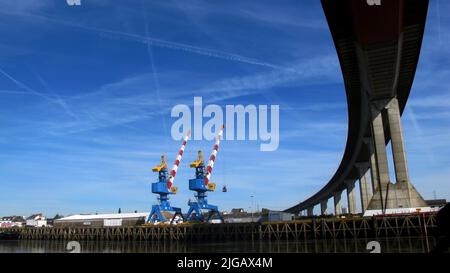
[250,195,254,222]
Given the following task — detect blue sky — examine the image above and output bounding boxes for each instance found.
[0,0,449,217]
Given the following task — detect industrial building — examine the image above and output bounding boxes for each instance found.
[53,212,149,228]
[222,209,293,223]
[51,209,294,228]
[425,199,448,209]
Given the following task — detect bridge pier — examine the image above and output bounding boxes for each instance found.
[370,104,391,192]
[359,171,372,213]
[365,98,427,212]
[355,163,373,214]
[364,137,378,193]
[345,180,357,214]
[354,161,373,213]
[320,200,328,215]
[333,191,342,216]
[307,207,314,217]
[387,98,409,184]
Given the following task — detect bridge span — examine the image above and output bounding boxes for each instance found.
[285,0,430,216]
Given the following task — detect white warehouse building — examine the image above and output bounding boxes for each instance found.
[54,212,150,228]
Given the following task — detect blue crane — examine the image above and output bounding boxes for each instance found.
[147,131,190,224]
[186,125,225,222]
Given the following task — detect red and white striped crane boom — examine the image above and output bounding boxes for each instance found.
[168,130,190,190]
[204,125,224,185]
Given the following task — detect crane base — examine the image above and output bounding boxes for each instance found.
[186,202,224,222]
[147,205,183,224]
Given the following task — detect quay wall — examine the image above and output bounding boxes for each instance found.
[1,214,437,242]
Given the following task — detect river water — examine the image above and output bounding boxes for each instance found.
[0,237,435,253]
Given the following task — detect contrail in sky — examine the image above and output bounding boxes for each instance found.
[0,67,78,119]
[142,4,168,136]
[33,71,79,120]
[0,10,292,72]
[0,67,54,102]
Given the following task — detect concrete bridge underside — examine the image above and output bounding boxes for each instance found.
[285,0,429,216]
